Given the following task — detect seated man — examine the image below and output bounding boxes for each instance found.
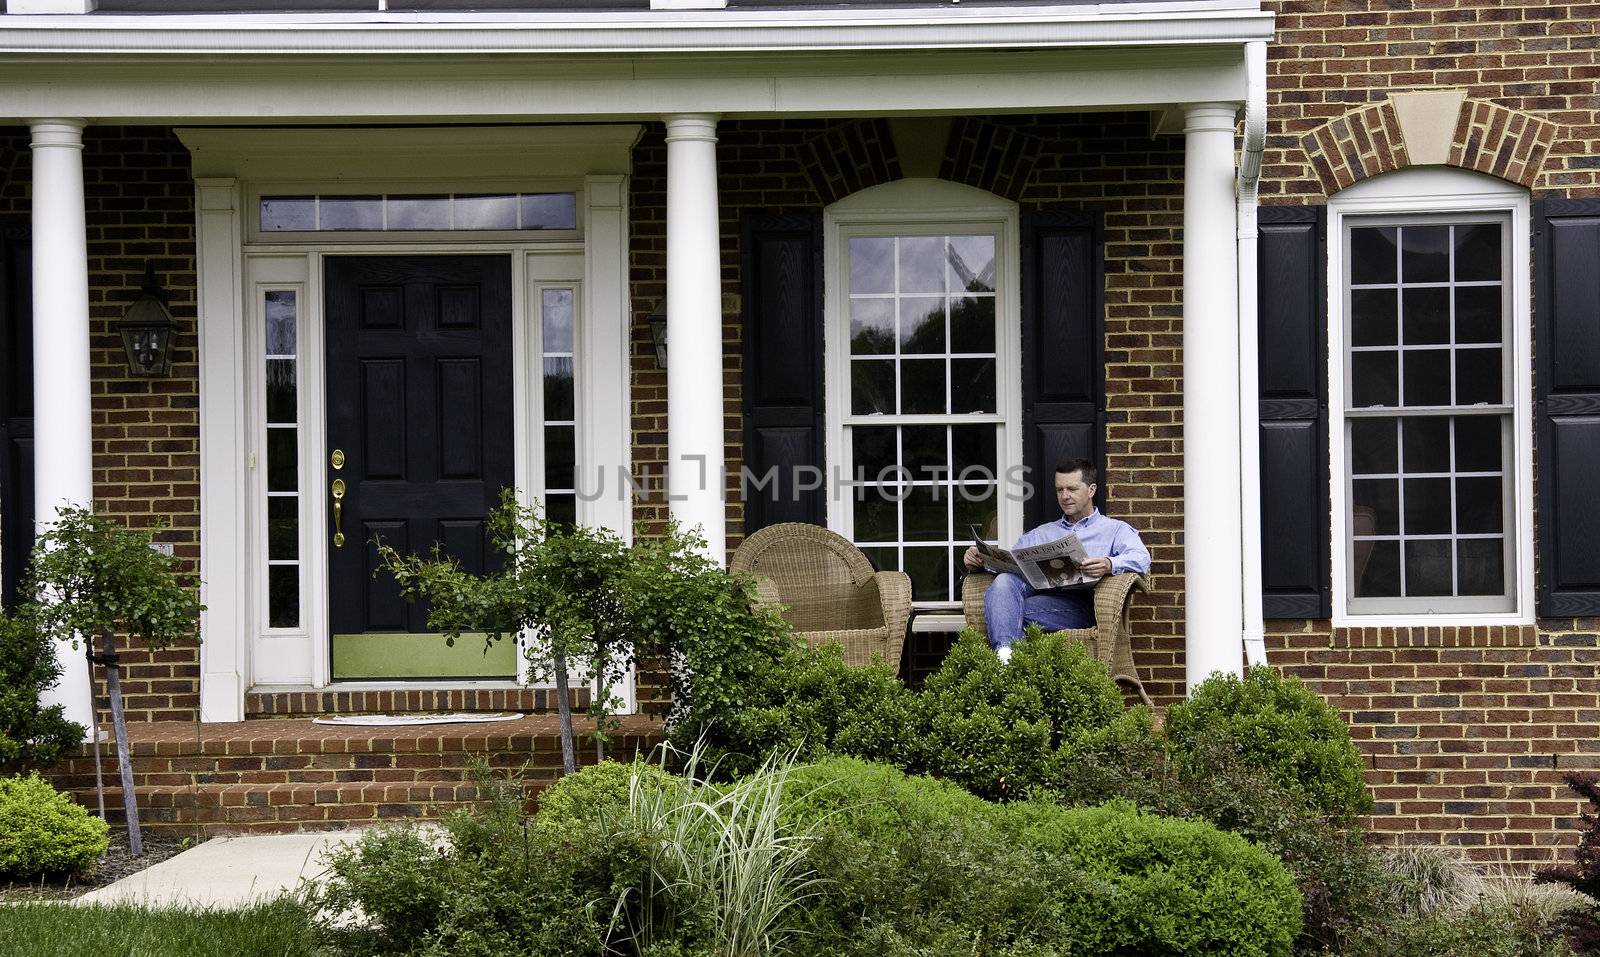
[962,458,1150,661]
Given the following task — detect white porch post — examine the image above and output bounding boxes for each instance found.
[663,114,727,560]
[28,118,94,732]
[1182,103,1246,692]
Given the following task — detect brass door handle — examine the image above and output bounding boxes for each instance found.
[331,478,346,548]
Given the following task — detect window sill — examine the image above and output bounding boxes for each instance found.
[1331,611,1533,629]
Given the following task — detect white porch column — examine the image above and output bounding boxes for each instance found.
[1182,103,1246,692]
[663,114,726,559]
[28,119,94,732]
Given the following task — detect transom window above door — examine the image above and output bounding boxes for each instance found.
[826,182,1022,609]
[258,192,578,233]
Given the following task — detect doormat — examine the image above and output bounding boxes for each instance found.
[311,712,523,727]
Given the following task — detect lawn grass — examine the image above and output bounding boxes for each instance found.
[0,895,326,957]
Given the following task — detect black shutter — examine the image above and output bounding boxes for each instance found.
[741,212,825,533]
[1257,206,1331,619]
[1019,211,1105,530]
[1535,201,1600,616]
[0,227,31,611]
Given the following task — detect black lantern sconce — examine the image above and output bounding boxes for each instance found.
[647,302,669,371]
[118,264,177,378]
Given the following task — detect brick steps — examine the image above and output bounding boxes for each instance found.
[244,687,590,719]
[52,714,664,836]
[73,782,489,831]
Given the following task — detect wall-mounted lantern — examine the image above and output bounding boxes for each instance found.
[648,302,669,370]
[117,264,176,378]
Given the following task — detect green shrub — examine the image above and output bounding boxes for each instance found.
[631,527,799,778]
[533,758,674,826]
[1039,702,1381,956]
[0,614,85,776]
[1043,705,1171,807]
[314,758,647,957]
[911,628,1124,800]
[732,643,920,767]
[1164,666,1373,823]
[313,814,645,957]
[0,773,108,878]
[782,757,1067,957]
[1006,800,1304,957]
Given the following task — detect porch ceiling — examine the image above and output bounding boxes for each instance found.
[0,0,1267,124]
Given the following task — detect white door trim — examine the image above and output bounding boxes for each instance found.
[191,127,637,721]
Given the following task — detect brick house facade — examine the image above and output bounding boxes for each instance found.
[1,0,1597,858]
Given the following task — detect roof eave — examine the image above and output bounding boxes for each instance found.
[0,5,1276,55]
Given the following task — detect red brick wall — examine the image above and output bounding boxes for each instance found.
[1262,0,1600,201]
[1,126,202,724]
[1261,0,1600,865]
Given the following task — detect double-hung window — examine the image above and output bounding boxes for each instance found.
[1337,193,1527,617]
[826,182,1022,607]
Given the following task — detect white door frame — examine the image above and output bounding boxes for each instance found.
[186,126,639,722]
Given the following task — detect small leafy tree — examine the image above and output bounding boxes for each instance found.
[380,490,639,774]
[24,506,203,856]
[626,524,797,775]
[0,612,85,775]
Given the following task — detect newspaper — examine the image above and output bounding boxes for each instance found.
[970,526,1098,591]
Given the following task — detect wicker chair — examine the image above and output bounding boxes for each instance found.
[961,571,1152,705]
[730,523,914,669]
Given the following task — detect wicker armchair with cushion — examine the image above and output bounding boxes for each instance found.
[960,571,1152,705]
[729,523,914,669]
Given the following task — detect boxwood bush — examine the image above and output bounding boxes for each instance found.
[0,773,108,878]
[533,758,675,826]
[1006,800,1304,957]
[912,628,1124,800]
[1164,666,1373,823]
[782,756,1303,957]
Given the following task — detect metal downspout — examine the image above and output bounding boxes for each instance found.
[1237,39,1269,668]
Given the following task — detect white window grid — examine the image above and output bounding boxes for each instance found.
[842,233,1004,605]
[1342,218,1514,611]
[538,286,578,522]
[262,289,301,630]
[259,193,578,233]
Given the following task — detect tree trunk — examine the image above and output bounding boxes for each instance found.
[101,628,142,857]
[85,645,105,823]
[552,651,576,775]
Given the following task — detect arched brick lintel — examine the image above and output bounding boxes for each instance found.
[1302,98,1555,196]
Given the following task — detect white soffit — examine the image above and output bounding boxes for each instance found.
[0,3,1274,54]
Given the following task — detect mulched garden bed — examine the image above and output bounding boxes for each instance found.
[0,830,193,902]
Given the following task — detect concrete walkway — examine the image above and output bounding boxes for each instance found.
[74,832,360,909]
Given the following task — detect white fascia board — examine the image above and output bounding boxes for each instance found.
[0,5,1275,55]
[0,48,1248,122]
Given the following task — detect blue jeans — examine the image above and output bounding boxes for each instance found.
[982,572,1093,649]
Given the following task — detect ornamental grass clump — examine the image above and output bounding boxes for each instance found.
[608,748,821,957]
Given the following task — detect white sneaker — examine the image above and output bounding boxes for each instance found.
[996,645,1013,664]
